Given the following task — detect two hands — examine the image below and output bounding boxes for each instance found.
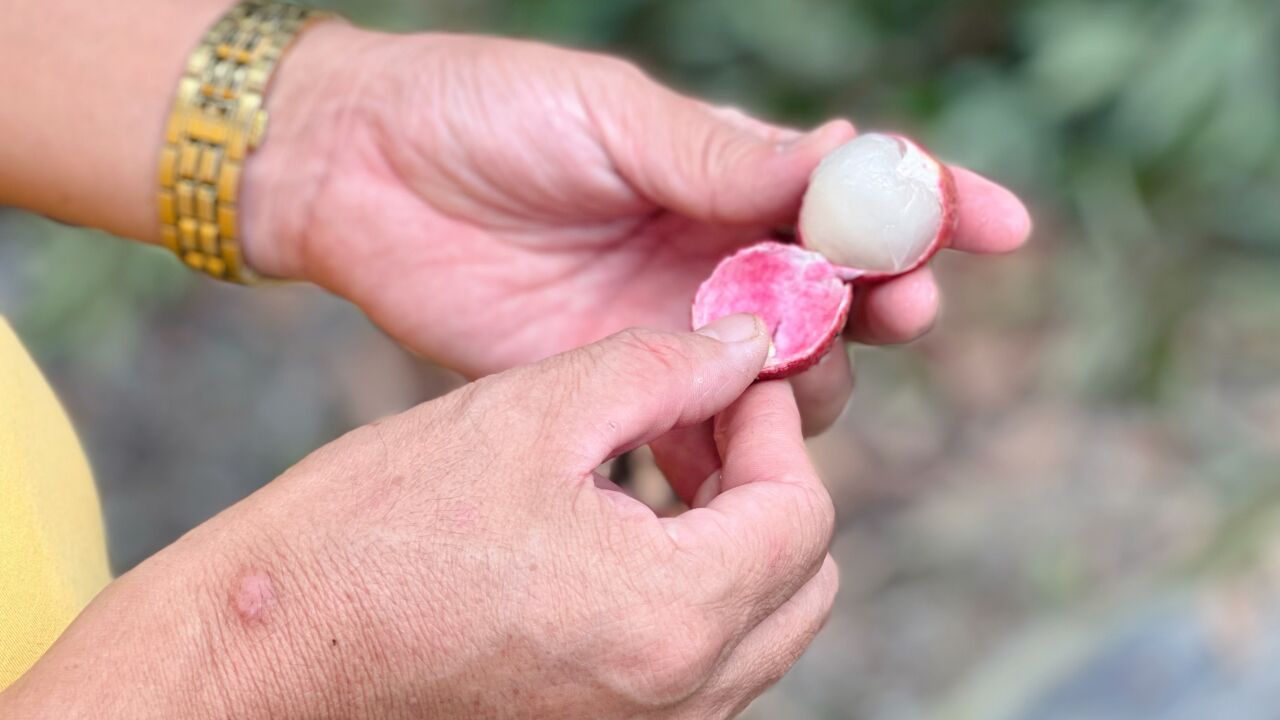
[0,14,1031,719]
[243,23,1028,498]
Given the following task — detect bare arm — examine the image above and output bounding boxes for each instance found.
[0,319,840,719]
[0,0,231,241]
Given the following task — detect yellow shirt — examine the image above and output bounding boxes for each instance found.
[0,317,111,688]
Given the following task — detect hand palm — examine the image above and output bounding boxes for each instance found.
[293,36,825,377]
[241,27,1035,506]
[317,193,755,377]
[270,29,1030,454]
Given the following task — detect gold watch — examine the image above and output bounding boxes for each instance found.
[158,1,332,283]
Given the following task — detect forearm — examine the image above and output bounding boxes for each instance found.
[0,0,234,242]
[0,564,229,717]
[0,514,344,719]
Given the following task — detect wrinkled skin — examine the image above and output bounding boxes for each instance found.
[4,322,840,719]
[246,26,1032,454]
[0,16,1036,720]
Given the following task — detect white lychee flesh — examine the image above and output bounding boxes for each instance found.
[799,133,950,276]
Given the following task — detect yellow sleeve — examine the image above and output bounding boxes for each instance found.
[0,317,111,689]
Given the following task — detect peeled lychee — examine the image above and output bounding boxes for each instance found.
[692,242,851,380]
[692,132,955,379]
[799,132,956,280]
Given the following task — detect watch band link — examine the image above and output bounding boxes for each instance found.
[158,1,330,283]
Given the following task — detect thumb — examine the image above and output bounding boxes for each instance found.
[502,314,769,466]
[597,76,855,225]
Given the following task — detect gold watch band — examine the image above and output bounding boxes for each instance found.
[158,1,331,283]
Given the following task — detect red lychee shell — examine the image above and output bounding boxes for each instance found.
[692,241,852,380]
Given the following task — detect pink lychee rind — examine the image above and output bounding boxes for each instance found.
[692,241,852,380]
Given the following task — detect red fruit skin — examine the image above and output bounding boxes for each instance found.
[691,135,953,379]
[800,133,958,283]
[755,310,848,380]
[692,241,852,380]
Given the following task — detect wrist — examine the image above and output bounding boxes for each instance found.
[0,525,333,719]
[0,563,236,719]
[237,21,386,281]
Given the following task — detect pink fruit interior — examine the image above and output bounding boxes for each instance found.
[692,242,851,378]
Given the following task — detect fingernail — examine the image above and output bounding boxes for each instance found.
[696,313,763,343]
[692,470,721,508]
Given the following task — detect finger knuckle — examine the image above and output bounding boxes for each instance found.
[815,559,840,623]
[638,625,722,705]
[754,486,835,583]
[763,475,834,554]
[600,609,725,709]
[711,645,799,719]
[609,327,695,380]
[794,481,837,551]
[596,53,649,85]
[756,653,797,695]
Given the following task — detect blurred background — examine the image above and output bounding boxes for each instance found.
[3,0,1280,717]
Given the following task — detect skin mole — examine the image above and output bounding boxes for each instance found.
[231,571,276,627]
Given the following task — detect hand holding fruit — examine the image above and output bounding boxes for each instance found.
[5,320,836,719]
[694,133,962,378]
[242,26,1031,434]
[0,4,1039,718]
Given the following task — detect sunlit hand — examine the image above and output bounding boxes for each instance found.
[5,318,837,719]
[247,26,1032,434]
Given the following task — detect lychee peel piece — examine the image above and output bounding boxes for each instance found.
[799,132,957,281]
[692,242,852,380]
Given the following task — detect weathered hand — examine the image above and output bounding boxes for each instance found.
[5,317,837,719]
[246,25,1031,430]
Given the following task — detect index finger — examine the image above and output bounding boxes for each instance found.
[662,381,834,628]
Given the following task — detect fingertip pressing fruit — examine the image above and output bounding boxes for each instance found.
[692,242,851,380]
[691,132,956,379]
